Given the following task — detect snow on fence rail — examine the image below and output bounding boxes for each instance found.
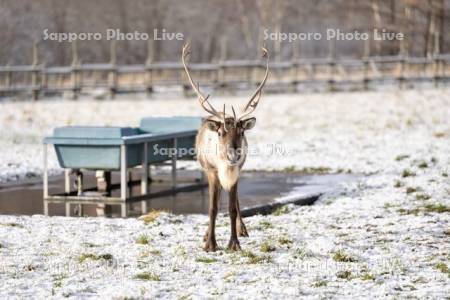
[0,42,449,99]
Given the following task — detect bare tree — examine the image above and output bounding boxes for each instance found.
[0,0,449,65]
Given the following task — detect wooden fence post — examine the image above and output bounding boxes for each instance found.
[71,40,80,99]
[327,39,336,92]
[290,42,300,92]
[398,57,405,89]
[31,41,40,100]
[433,33,441,87]
[41,62,47,93]
[5,64,11,88]
[109,40,117,98]
[363,39,370,90]
[145,39,154,96]
[398,39,408,89]
[218,37,227,89]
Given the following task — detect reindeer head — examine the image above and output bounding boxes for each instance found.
[182,43,269,166]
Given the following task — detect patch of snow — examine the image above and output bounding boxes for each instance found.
[0,89,449,298]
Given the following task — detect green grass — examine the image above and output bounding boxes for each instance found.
[134,272,160,281]
[332,250,357,262]
[435,262,449,275]
[424,203,450,213]
[283,166,332,174]
[241,250,272,264]
[136,234,150,245]
[139,210,162,224]
[81,242,99,248]
[394,180,403,188]
[361,273,376,281]
[78,253,97,262]
[293,247,310,259]
[272,205,291,216]
[299,166,332,174]
[415,193,431,201]
[258,220,273,230]
[337,168,353,174]
[0,222,24,228]
[397,208,421,216]
[336,270,352,279]
[406,186,419,194]
[278,236,293,245]
[395,154,409,161]
[417,161,428,168]
[168,218,183,224]
[260,241,276,253]
[78,253,113,263]
[140,248,161,257]
[149,249,161,256]
[402,169,416,178]
[312,279,328,287]
[52,273,67,289]
[195,256,217,263]
[98,254,113,260]
[398,203,449,215]
[383,203,394,209]
[442,172,448,177]
[283,166,296,173]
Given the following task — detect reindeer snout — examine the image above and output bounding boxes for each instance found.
[226,148,242,164]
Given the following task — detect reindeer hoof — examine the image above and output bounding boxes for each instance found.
[237,222,249,237]
[203,239,218,252]
[227,239,241,251]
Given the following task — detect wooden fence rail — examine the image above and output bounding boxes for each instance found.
[0,43,449,100]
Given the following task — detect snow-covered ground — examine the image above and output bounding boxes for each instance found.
[0,89,449,298]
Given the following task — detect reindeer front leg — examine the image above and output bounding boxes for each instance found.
[235,195,249,237]
[204,172,220,252]
[227,183,241,251]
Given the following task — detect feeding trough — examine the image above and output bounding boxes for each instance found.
[43,116,204,217]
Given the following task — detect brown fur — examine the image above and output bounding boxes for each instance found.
[182,43,267,252]
[196,117,254,251]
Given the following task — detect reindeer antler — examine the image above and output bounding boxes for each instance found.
[182,43,269,122]
[182,43,222,119]
[237,47,269,121]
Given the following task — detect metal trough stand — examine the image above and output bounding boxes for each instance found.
[43,117,206,217]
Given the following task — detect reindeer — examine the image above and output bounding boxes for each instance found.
[181,43,269,251]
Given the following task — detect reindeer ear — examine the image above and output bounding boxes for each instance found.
[241,117,256,130]
[206,120,221,131]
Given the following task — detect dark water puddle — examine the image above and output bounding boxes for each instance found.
[0,170,357,217]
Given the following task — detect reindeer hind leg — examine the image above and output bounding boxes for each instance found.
[235,193,249,237]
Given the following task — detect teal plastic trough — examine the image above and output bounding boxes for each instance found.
[44,117,202,171]
[139,116,202,162]
[139,116,202,134]
[49,126,141,170]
